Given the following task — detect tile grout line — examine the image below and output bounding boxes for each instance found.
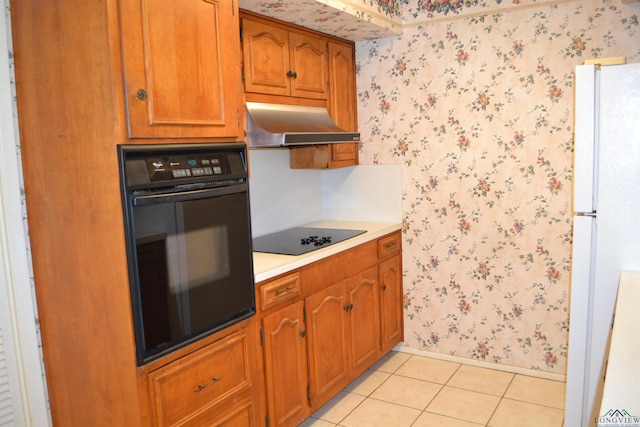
[307,353,565,426]
[482,373,519,426]
[329,354,416,426]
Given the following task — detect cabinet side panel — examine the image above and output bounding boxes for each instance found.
[10,0,140,425]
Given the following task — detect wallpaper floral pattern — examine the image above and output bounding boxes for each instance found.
[356,0,640,374]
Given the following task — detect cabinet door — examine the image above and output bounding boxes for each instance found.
[242,19,290,96]
[328,41,357,132]
[305,282,349,407]
[121,0,243,139]
[379,254,404,353]
[262,301,309,427]
[329,40,358,167]
[289,32,328,100]
[347,266,380,375]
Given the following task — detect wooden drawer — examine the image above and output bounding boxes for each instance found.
[259,272,301,311]
[191,398,255,427]
[148,329,251,427]
[378,232,401,259]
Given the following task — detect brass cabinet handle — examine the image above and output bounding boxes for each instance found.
[194,376,223,393]
[275,286,295,296]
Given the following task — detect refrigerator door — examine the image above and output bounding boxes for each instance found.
[567,62,640,426]
[565,215,596,427]
[573,65,598,214]
[587,62,640,422]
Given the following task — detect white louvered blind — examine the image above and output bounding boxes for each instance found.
[0,325,17,426]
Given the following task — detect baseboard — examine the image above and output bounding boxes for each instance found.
[391,345,566,383]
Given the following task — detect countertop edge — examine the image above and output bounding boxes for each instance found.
[252,220,402,283]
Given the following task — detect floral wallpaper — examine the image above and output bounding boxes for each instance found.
[404,0,572,18]
[356,0,640,374]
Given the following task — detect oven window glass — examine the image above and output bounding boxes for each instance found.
[132,192,254,360]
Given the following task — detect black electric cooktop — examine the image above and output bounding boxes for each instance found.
[252,227,367,256]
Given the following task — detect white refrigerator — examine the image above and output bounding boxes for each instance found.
[565,62,640,426]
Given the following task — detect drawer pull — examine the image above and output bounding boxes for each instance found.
[194,376,224,393]
[275,286,295,296]
[384,242,397,249]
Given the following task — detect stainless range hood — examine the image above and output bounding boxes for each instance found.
[246,102,360,148]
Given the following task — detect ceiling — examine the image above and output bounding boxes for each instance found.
[238,0,402,41]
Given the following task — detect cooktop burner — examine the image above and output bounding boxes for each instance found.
[252,227,367,256]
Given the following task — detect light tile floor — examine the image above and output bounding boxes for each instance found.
[299,352,565,427]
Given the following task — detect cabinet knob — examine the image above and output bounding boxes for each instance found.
[300,330,307,338]
[136,89,147,101]
[286,70,298,79]
[381,284,387,291]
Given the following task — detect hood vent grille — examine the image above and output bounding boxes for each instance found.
[246,102,360,148]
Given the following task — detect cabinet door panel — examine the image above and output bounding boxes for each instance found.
[262,302,309,427]
[208,398,254,427]
[328,41,358,168]
[305,282,349,405]
[121,0,242,138]
[328,41,356,132]
[242,19,290,96]
[379,254,404,353]
[347,266,380,373]
[289,32,328,99]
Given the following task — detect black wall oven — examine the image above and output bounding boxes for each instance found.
[118,143,255,365]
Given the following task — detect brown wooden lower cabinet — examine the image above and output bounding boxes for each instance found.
[146,327,259,427]
[306,265,380,409]
[255,231,403,427]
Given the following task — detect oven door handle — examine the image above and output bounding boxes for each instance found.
[131,183,248,206]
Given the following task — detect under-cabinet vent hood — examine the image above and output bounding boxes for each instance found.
[246,102,360,148]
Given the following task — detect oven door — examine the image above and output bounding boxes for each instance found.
[128,184,255,364]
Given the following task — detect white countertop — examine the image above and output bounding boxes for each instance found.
[598,270,640,419]
[252,220,402,283]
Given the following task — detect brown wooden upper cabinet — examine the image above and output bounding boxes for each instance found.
[241,17,329,100]
[289,40,359,169]
[120,0,244,139]
[328,40,358,133]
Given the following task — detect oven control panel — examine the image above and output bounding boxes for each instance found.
[145,155,230,182]
[120,143,249,190]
